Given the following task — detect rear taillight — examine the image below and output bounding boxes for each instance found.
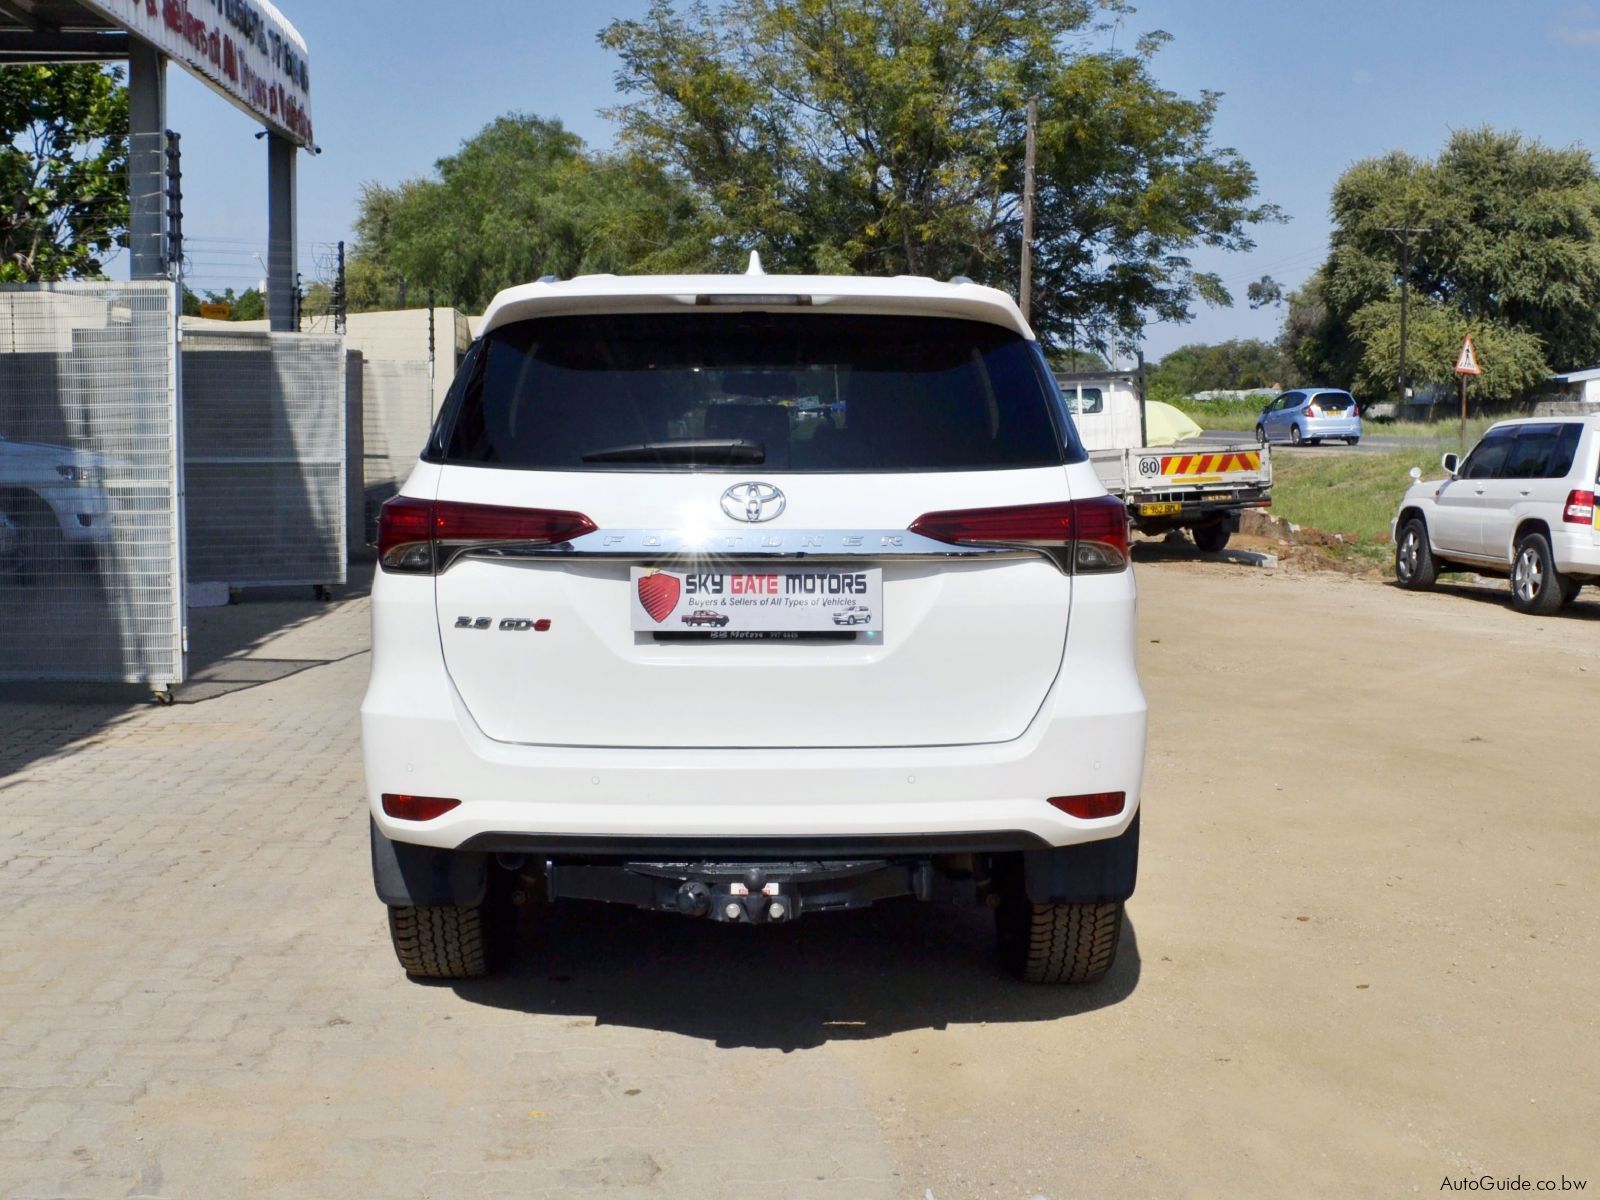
[381,794,461,821]
[1564,490,1595,524]
[1302,405,1316,417]
[377,496,436,572]
[908,496,1129,574]
[1351,404,1360,417]
[1048,792,1127,819]
[377,497,597,574]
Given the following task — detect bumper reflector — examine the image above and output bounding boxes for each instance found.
[1047,792,1126,820]
[382,794,461,822]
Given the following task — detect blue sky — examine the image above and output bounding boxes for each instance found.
[160,0,1600,360]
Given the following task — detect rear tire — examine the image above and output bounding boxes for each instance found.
[1511,532,1566,616]
[1191,523,1231,554]
[997,896,1124,985]
[1290,425,1303,446]
[1560,577,1584,607]
[1395,518,1438,590]
[1347,436,1361,446]
[387,903,492,979]
[1255,424,1267,445]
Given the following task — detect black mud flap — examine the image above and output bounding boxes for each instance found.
[1023,812,1139,904]
[370,818,488,908]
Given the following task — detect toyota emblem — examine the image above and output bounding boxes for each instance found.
[721,481,786,524]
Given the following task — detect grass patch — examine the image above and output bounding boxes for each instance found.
[1366,416,1496,446]
[1168,398,1268,429]
[1270,449,1442,548]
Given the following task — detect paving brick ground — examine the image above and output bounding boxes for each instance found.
[0,582,902,1199]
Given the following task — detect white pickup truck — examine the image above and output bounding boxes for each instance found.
[1056,372,1272,553]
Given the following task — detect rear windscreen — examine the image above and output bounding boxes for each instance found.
[430,313,1066,472]
[1314,393,1353,410]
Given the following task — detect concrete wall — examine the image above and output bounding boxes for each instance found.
[340,308,471,415]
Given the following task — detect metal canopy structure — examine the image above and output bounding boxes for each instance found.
[0,1,129,61]
[0,0,312,330]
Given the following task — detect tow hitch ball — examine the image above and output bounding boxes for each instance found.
[677,879,791,923]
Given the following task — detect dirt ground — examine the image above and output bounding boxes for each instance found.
[846,558,1600,1197]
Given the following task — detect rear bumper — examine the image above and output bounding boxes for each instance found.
[1303,419,1361,439]
[1552,528,1600,575]
[1129,488,1270,523]
[370,814,1141,910]
[361,568,1147,853]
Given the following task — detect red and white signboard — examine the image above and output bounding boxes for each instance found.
[80,0,313,147]
[630,567,884,634]
[1454,335,1483,376]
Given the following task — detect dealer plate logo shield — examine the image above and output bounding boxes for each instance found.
[721,481,786,524]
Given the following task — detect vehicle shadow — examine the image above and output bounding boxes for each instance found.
[175,561,374,702]
[0,562,372,781]
[448,899,1141,1051]
[1386,574,1600,622]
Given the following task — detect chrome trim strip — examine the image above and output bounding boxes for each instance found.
[439,527,1057,572]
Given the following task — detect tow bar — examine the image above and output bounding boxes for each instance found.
[543,859,936,923]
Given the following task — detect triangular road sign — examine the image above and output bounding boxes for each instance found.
[1455,335,1483,376]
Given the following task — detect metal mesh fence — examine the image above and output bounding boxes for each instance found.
[182,330,347,589]
[0,282,184,685]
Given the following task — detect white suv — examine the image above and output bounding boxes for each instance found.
[1393,415,1600,613]
[362,270,1147,984]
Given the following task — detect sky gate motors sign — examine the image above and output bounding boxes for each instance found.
[81,0,313,146]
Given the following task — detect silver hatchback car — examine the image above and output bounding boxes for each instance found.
[1256,388,1362,446]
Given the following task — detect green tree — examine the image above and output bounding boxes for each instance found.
[349,114,716,312]
[1347,296,1547,404]
[182,286,266,321]
[601,0,1279,350]
[1303,128,1600,401]
[1049,348,1109,373]
[1149,338,1290,398]
[1246,275,1283,310]
[1,65,129,282]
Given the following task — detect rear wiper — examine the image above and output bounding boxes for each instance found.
[580,438,765,464]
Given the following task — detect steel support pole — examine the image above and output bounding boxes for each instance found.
[267,133,299,332]
[127,41,167,280]
[1137,350,1148,449]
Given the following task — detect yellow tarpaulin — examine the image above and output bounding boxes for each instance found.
[1143,400,1204,443]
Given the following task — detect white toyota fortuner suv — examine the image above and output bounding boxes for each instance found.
[1393,415,1600,613]
[362,268,1147,985]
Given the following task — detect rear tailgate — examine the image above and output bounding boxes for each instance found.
[1093,444,1270,500]
[432,467,1075,749]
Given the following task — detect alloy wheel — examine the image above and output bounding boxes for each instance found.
[1513,546,1544,604]
[1398,529,1420,582]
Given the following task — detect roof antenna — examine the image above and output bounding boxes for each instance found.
[745,250,765,276]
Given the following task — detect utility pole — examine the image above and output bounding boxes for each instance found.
[1380,225,1430,412]
[1020,97,1038,324]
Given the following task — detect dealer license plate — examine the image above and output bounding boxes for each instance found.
[1139,501,1183,517]
[630,567,883,633]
